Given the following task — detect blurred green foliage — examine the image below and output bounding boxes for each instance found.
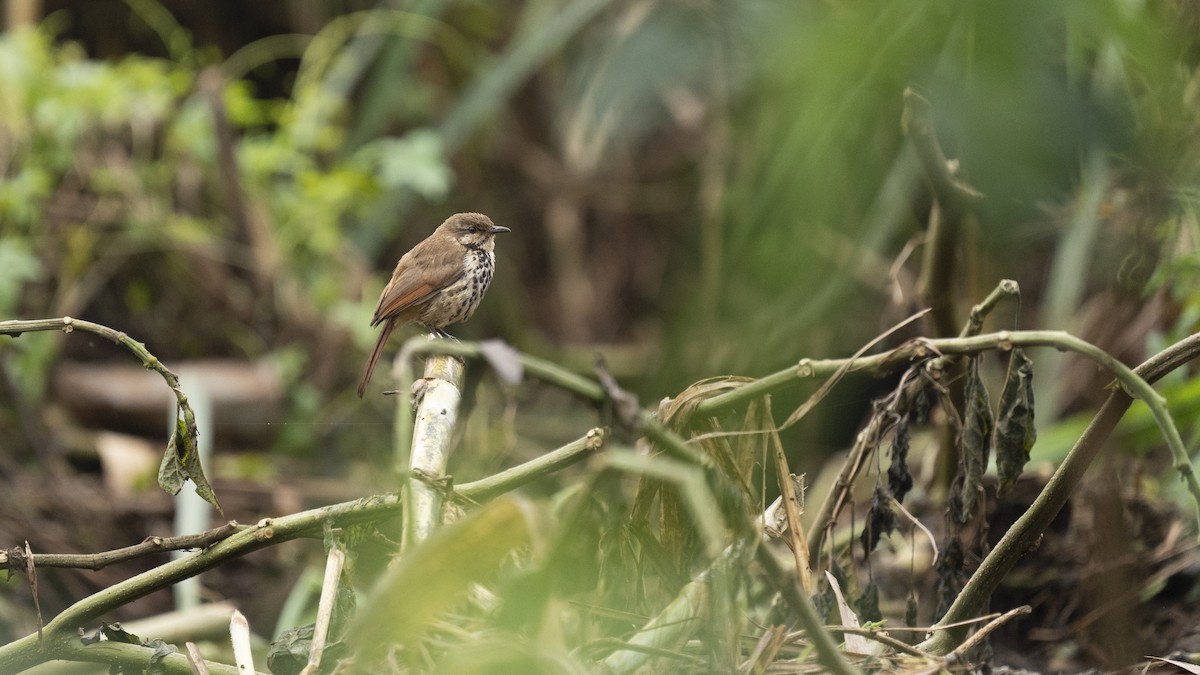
[0,15,462,430]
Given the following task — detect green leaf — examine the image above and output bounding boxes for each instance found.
[177,404,222,514]
[996,349,1036,495]
[156,404,223,515]
[156,422,186,496]
[348,496,535,665]
[267,624,313,675]
[355,129,452,200]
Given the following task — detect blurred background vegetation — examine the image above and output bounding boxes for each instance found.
[3,0,1200,671]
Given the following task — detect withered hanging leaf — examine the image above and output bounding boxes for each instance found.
[332,572,358,638]
[905,592,919,627]
[934,536,967,620]
[156,405,224,515]
[887,421,914,502]
[955,357,993,523]
[859,485,898,556]
[947,473,965,529]
[912,384,934,425]
[995,349,1036,495]
[856,581,882,624]
[177,405,221,514]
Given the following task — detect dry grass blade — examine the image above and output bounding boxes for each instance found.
[24,542,41,643]
[824,571,873,655]
[660,376,756,427]
[769,424,812,594]
[741,624,788,674]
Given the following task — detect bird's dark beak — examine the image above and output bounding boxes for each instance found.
[490,225,511,234]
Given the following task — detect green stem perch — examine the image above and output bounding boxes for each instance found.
[690,329,1200,527]
[398,336,605,402]
[455,428,606,502]
[403,328,1200,546]
[0,316,191,418]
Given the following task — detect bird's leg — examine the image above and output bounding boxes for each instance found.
[423,325,459,341]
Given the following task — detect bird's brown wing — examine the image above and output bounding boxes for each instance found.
[370,239,466,326]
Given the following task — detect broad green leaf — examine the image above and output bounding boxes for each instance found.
[348,496,535,664]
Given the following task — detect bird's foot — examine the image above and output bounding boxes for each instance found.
[426,327,459,342]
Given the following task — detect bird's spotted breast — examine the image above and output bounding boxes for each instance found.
[417,248,496,326]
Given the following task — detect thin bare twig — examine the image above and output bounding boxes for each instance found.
[946,606,1031,661]
[2,522,242,572]
[891,496,939,567]
[816,625,933,658]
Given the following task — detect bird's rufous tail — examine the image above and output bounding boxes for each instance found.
[357,318,396,397]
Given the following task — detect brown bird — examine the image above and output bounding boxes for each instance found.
[357,212,510,397]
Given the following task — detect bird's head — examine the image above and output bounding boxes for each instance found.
[441,212,510,250]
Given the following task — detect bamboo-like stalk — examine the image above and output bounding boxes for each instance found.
[401,353,465,551]
[298,546,346,675]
